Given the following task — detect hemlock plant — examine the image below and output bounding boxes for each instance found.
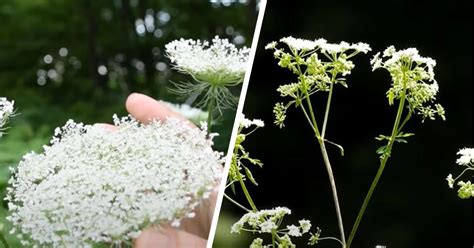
[224,36,460,248]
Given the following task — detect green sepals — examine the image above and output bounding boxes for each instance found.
[387,90,395,105]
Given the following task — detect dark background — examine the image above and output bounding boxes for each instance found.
[215,0,472,247]
[0,0,258,246]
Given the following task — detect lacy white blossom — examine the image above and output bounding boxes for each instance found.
[231,207,319,247]
[279,37,326,51]
[166,36,249,78]
[160,101,209,124]
[0,97,15,135]
[240,114,265,128]
[456,148,474,166]
[446,147,474,199]
[6,116,222,247]
[165,36,250,111]
[371,46,445,122]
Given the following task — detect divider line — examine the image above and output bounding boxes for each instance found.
[206,1,267,246]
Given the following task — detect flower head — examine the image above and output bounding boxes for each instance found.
[7,116,222,247]
[0,97,15,133]
[371,46,445,122]
[446,147,474,199]
[456,148,474,166]
[166,36,250,112]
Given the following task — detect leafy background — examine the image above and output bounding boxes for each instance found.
[0,0,258,246]
[215,0,472,247]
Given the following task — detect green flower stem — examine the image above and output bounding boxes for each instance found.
[303,87,346,247]
[224,193,251,212]
[206,98,214,132]
[271,230,276,247]
[0,233,9,248]
[321,76,335,138]
[346,90,407,248]
[232,137,258,212]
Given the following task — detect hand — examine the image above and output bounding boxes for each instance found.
[124,93,218,247]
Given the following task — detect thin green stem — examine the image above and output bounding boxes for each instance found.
[206,97,214,132]
[319,236,345,246]
[0,233,9,248]
[224,193,251,212]
[321,78,335,138]
[235,164,258,212]
[346,90,407,248]
[271,231,276,247]
[302,87,346,247]
[318,140,346,247]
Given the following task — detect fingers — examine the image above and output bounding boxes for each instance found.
[125,93,191,125]
[134,227,207,248]
[179,186,219,239]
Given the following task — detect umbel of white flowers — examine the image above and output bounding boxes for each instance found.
[446,148,474,199]
[371,46,445,122]
[0,97,15,136]
[165,36,250,112]
[6,115,222,247]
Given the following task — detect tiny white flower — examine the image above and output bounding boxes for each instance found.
[446,174,454,189]
[260,220,277,233]
[286,224,302,237]
[456,148,474,166]
[298,219,312,233]
[280,36,323,51]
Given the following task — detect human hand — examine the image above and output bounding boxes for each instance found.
[120,93,218,247]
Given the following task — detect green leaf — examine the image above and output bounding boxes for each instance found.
[244,166,258,186]
[376,145,387,154]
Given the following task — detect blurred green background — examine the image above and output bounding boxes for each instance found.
[0,0,258,246]
[215,0,472,247]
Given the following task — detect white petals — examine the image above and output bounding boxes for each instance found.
[0,97,15,131]
[7,116,222,247]
[240,114,265,128]
[165,36,249,78]
[456,148,474,166]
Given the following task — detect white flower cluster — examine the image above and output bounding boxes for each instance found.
[240,114,265,129]
[6,115,222,247]
[273,36,371,54]
[456,148,474,166]
[0,97,15,134]
[165,36,250,83]
[446,148,474,199]
[160,101,209,124]
[371,46,445,122]
[231,207,318,248]
[231,207,292,234]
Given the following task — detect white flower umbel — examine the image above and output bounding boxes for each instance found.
[165,36,250,113]
[6,115,222,247]
[0,97,15,136]
[231,207,319,247]
[371,46,445,122]
[446,147,474,199]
